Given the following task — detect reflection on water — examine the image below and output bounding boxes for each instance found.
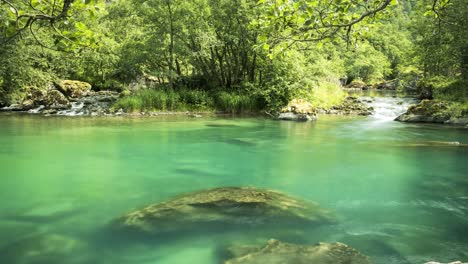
[0,113,467,264]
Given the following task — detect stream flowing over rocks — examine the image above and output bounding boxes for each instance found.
[278,96,375,121]
[362,96,418,121]
[0,80,121,116]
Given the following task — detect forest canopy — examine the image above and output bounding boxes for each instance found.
[0,0,466,111]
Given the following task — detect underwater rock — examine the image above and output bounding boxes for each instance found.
[112,187,334,235]
[0,233,84,264]
[224,239,371,264]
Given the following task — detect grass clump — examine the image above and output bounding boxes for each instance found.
[113,89,184,112]
[114,88,264,113]
[215,92,262,114]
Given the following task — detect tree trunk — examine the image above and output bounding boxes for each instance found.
[167,0,175,89]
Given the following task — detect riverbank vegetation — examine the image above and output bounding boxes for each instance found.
[0,0,466,115]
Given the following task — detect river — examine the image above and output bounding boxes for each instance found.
[0,96,467,264]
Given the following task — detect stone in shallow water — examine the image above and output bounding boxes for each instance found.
[112,187,335,235]
[224,239,371,264]
[278,112,315,121]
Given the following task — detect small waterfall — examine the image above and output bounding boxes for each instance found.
[28,105,45,114]
[361,96,418,121]
[57,102,85,116]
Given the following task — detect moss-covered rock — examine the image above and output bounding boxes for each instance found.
[395,100,453,123]
[318,96,374,116]
[346,80,368,89]
[112,187,335,235]
[281,99,316,115]
[223,239,371,264]
[44,90,70,109]
[279,99,318,121]
[57,80,92,98]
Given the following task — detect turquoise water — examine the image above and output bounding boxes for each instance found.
[0,113,467,263]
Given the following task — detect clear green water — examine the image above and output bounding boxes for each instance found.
[0,113,467,264]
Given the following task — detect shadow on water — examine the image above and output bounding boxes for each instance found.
[174,168,229,178]
[220,138,257,147]
[3,208,85,225]
[205,123,240,128]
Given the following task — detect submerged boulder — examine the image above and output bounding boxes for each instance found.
[57,80,92,98]
[224,239,371,264]
[0,233,84,264]
[112,187,334,235]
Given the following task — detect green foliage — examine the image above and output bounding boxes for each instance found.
[1,0,465,114]
[345,43,392,83]
[418,77,468,102]
[447,102,468,118]
[113,89,214,112]
[411,0,467,79]
[296,79,346,109]
[215,92,262,114]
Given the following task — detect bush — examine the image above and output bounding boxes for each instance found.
[417,77,468,102]
[294,78,346,109]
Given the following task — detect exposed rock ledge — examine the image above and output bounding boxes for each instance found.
[223,239,371,264]
[278,97,373,121]
[395,99,468,126]
[112,187,335,235]
[317,96,374,116]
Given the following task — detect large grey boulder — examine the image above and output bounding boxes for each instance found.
[224,239,371,264]
[112,187,335,235]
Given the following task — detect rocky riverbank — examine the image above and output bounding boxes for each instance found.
[278,97,374,121]
[396,99,468,126]
[0,80,121,116]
